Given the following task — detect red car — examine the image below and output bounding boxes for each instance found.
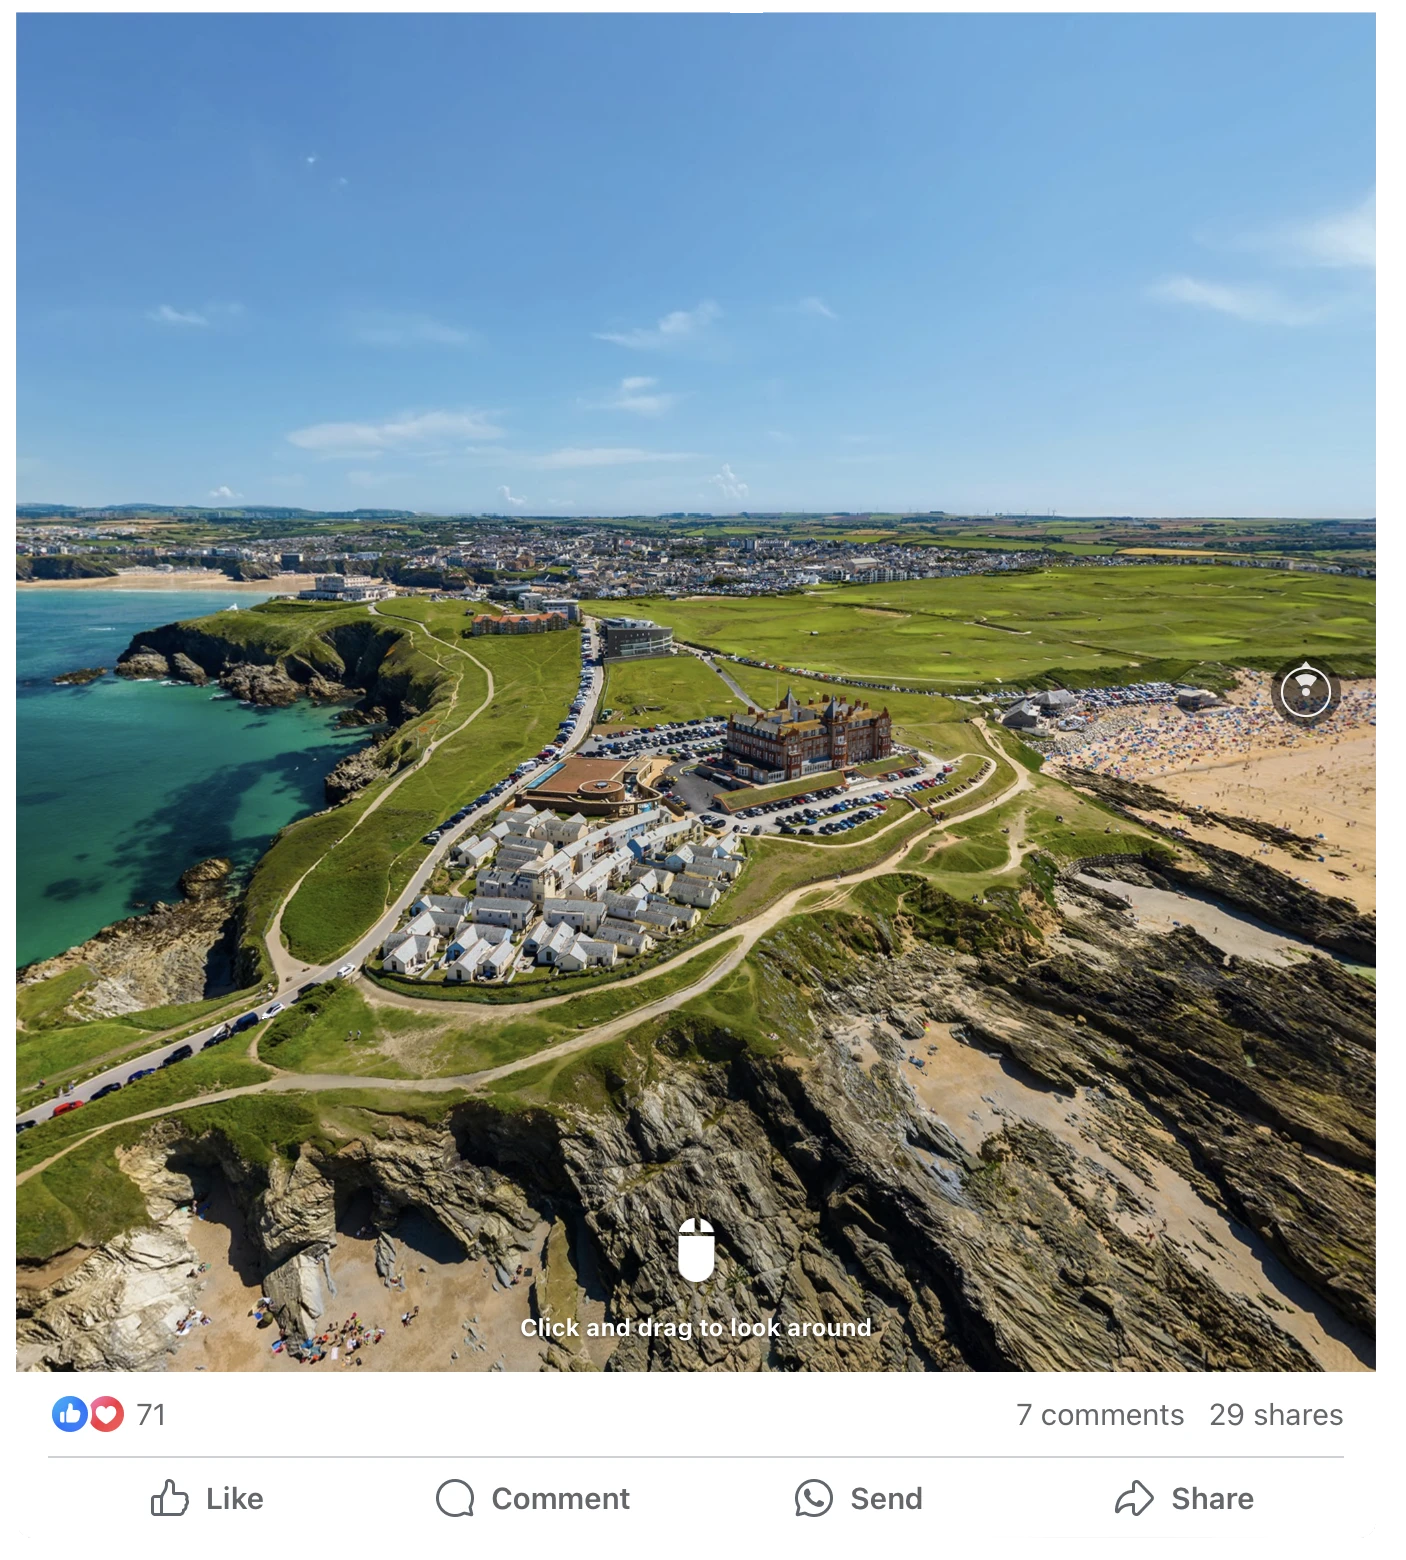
[52,1100,84,1117]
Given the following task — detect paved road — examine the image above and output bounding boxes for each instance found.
[18,719,1033,1179]
[17,614,605,1129]
[16,782,975,1186]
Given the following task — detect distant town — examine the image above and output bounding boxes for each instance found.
[14,507,1378,591]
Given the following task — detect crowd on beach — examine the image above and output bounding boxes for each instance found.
[271,1308,389,1365]
[1044,678,1375,781]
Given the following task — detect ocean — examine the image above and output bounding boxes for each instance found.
[15,589,369,970]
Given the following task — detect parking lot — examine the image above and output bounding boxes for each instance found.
[580,711,955,836]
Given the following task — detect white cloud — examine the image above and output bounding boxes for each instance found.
[497,484,527,509]
[594,299,720,350]
[794,295,837,319]
[150,304,208,327]
[534,446,697,470]
[1282,192,1375,269]
[208,485,242,501]
[286,409,505,457]
[1147,276,1324,327]
[583,375,680,416]
[710,463,749,503]
[306,154,318,165]
[346,312,475,348]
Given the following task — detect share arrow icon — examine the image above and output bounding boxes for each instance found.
[1115,1479,1155,1516]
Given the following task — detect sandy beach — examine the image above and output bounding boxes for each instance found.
[900,1022,1371,1372]
[169,1178,552,1373]
[1048,674,1376,909]
[17,570,319,592]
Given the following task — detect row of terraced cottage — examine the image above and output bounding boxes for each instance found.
[379,803,746,982]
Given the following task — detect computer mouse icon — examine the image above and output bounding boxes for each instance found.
[677,1218,715,1282]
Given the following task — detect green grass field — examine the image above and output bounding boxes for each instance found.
[15,1049,274,1174]
[586,566,1374,689]
[279,621,580,964]
[258,938,738,1080]
[713,807,936,924]
[599,653,742,725]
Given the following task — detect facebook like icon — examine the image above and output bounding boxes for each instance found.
[52,1396,88,1432]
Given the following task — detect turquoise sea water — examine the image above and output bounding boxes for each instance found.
[16,590,368,969]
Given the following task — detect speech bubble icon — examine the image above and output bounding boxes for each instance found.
[435,1479,475,1517]
[795,1478,833,1517]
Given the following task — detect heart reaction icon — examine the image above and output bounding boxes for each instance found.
[90,1397,124,1432]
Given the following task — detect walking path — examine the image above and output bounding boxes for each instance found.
[264,604,500,984]
[17,730,1031,1169]
[17,616,604,1125]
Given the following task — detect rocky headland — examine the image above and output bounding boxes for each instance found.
[18,836,1375,1373]
[111,610,436,804]
[18,857,240,1022]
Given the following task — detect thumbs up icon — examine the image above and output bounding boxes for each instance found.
[151,1480,190,1517]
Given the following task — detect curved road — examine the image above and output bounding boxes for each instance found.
[18,719,1029,1173]
[17,614,605,1127]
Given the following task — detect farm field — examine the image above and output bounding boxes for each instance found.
[589,566,1374,689]
[599,651,744,726]
[279,620,579,965]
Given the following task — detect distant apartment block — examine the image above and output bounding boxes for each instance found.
[601,616,673,661]
[470,611,569,635]
[298,574,394,602]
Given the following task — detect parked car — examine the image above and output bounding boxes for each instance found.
[91,1081,122,1101]
[264,1002,285,1018]
[52,1100,84,1117]
[337,963,357,979]
[201,1034,227,1050]
[161,1045,194,1068]
[232,1012,259,1033]
[16,1119,35,1134]
[127,1067,157,1084]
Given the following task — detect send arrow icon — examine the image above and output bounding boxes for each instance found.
[1115,1479,1155,1516]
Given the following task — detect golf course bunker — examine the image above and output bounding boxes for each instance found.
[903,1023,1371,1372]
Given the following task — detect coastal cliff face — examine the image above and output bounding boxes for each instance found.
[19,853,1375,1373]
[18,858,239,1018]
[113,613,434,804]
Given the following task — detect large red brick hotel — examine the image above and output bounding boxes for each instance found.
[725,689,893,782]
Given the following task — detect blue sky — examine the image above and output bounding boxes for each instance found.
[17,12,1374,517]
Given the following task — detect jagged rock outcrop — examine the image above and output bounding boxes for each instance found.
[169,651,208,685]
[219,661,301,706]
[1067,768,1326,859]
[324,742,401,805]
[19,859,238,1020]
[1066,771,1375,962]
[114,615,431,725]
[178,856,233,900]
[20,854,1373,1374]
[53,666,106,685]
[17,1137,201,1371]
[115,645,171,679]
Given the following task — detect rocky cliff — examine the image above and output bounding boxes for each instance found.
[18,858,239,1020]
[1065,769,1376,963]
[20,856,1374,1372]
[113,611,438,803]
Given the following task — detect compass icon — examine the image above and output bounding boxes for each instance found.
[1271,659,1340,727]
